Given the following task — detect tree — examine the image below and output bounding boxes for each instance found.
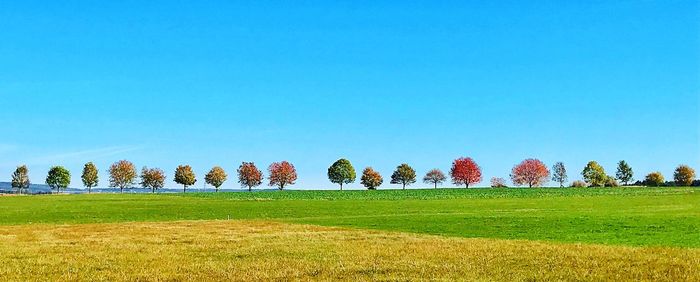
[109,160,137,193]
[174,165,196,193]
[551,162,567,188]
[360,167,383,190]
[205,166,228,192]
[81,162,99,193]
[46,166,71,194]
[268,161,297,190]
[238,162,263,192]
[450,157,482,188]
[673,165,696,186]
[423,169,446,189]
[328,159,356,190]
[510,159,550,188]
[582,161,607,187]
[645,172,665,187]
[140,167,166,193]
[390,164,416,189]
[11,165,30,194]
[490,177,508,188]
[615,160,634,186]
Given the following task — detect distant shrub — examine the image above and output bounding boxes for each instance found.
[693,180,700,187]
[571,180,588,188]
[490,177,508,188]
[604,176,619,187]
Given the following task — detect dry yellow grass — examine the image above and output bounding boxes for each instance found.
[0,220,697,281]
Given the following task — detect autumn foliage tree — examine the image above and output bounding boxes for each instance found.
[81,162,99,193]
[390,163,416,189]
[11,165,30,194]
[450,157,482,188]
[645,172,665,187]
[238,162,263,191]
[328,159,356,190]
[205,166,228,192]
[109,160,137,193]
[551,162,567,188]
[140,167,166,193]
[46,166,71,194]
[674,165,696,186]
[510,159,550,188]
[423,169,446,189]
[174,165,197,193]
[268,161,297,190]
[361,167,383,190]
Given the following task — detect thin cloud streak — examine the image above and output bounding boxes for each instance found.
[0,146,143,167]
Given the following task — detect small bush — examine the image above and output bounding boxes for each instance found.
[490,177,508,188]
[605,176,619,187]
[571,180,588,188]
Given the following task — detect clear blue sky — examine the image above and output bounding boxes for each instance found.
[1,1,698,189]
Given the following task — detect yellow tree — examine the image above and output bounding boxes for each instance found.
[109,160,137,193]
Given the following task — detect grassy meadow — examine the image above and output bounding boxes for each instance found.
[0,187,698,280]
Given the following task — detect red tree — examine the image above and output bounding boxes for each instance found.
[510,159,550,188]
[450,157,482,188]
[268,161,298,190]
[238,162,263,191]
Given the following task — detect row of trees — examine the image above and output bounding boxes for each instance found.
[7,158,698,193]
[9,161,298,194]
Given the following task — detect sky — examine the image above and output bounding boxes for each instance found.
[0,1,698,190]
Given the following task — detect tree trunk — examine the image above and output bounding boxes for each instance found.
[183,185,186,193]
[403,183,406,190]
[340,183,343,191]
[465,183,469,189]
[434,183,437,189]
[248,186,252,192]
[120,187,124,193]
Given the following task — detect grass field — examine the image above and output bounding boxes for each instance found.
[0,187,698,280]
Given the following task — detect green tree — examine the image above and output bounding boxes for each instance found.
[551,162,567,188]
[140,167,166,193]
[390,163,417,189]
[81,162,99,193]
[328,159,356,190]
[645,172,665,187]
[205,166,228,192]
[615,160,634,186]
[46,166,71,194]
[673,165,696,186]
[174,165,197,193]
[582,161,607,187]
[109,160,137,193]
[11,165,30,194]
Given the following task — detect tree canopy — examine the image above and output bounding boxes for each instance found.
[46,166,71,194]
[390,164,416,189]
[328,159,356,190]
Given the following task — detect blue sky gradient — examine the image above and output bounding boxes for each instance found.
[1,1,698,189]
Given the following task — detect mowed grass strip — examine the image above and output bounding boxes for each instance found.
[0,220,697,281]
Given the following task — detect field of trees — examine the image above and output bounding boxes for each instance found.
[0,187,698,280]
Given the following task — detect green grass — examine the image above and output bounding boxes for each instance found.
[1,187,698,248]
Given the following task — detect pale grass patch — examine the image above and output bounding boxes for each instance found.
[0,220,697,281]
